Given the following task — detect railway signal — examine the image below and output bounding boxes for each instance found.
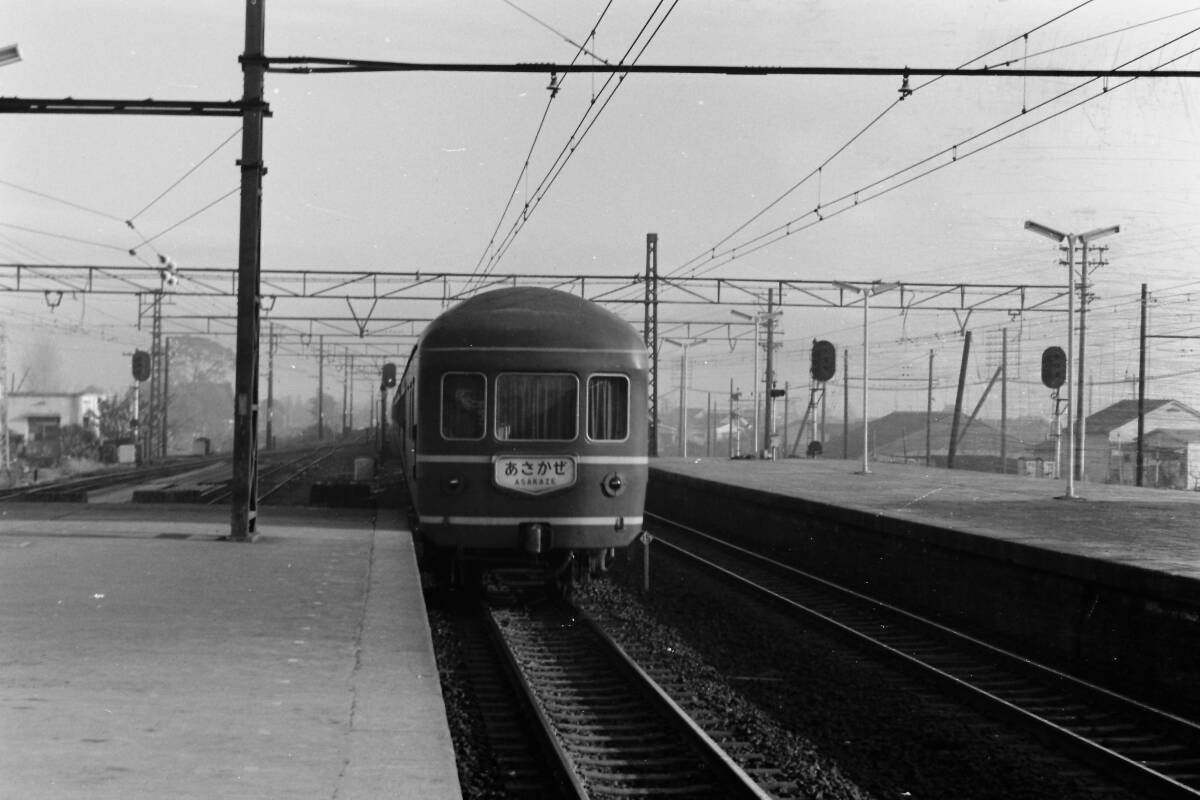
[131,350,151,382]
[1041,346,1066,389]
[811,339,836,382]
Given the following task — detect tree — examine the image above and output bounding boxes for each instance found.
[59,424,99,461]
[166,337,236,453]
[169,336,235,385]
[98,389,136,442]
[306,392,341,439]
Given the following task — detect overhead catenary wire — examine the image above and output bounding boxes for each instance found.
[670,0,1105,280]
[0,178,127,224]
[126,125,242,224]
[468,0,617,285]
[497,0,611,65]
[670,28,1200,281]
[131,185,240,250]
[466,0,681,289]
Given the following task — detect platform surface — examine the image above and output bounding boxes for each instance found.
[0,503,462,800]
[652,457,1200,582]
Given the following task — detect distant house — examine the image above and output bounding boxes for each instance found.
[1083,399,1200,486]
[5,391,103,461]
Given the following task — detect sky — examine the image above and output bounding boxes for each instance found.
[4,1,1200,427]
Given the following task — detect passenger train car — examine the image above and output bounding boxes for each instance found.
[390,286,649,591]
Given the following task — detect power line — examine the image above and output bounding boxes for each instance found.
[670,0,1106,279]
[133,185,240,250]
[497,0,611,65]
[0,178,126,223]
[127,125,242,223]
[671,29,1200,280]
[469,1,616,283]
[0,222,129,252]
[468,0,681,288]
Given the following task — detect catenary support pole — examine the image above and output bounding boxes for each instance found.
[842,349,849,459]
[1077,242,1090,481]
[230,0,267,541]
[644,234,659,457]
[1137,283,1147,487]
[925,349,933,467]
[948,331,971,469]
[1001,328,1008,474]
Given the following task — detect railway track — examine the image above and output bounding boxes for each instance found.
[0,456,227,502]
[201,445,343,504]
[465,580,774,800]
[646,511,1200,800]
[0,445,352,505]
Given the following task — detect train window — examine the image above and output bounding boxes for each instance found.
[587,375,629,441]
[495,373,577,441]
[441,372,486,440]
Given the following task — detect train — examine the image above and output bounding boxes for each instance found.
[388,286,649,593]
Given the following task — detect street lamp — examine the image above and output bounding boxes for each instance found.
[834,280,899,474]
[0,44,18,478]
[1024,220,1119,498]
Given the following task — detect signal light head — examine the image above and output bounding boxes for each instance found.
[1041,346,1066,389]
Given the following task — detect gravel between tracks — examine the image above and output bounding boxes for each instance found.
[432,548,1141,800]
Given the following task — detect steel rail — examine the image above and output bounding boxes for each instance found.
[646,511,1200,799]
[486,598,772,799]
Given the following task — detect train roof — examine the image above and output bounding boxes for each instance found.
[419,287,647,353]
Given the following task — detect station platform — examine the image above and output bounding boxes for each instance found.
[0,503,462,800]
[649,457,1200,713]
[652,456,1200,582]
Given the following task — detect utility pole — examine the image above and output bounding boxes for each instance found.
[317,335,325,441]
[1137,283,1147,487]
[146,290,164,462]
[762,288,776,457]
[0,322,8,479]
[265,323,275,451]
[948,331,971,469]
[1076,243,1099,481]
[678,343,687,457]
[230,0,268,541]
[161,337,170,458]
[342,348,349,436]
[925,349,933,467]
[644,233,659,457]
[842,349,849,459]
[1000,328,1008,474]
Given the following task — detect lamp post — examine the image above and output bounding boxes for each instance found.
[833,280,899,474]
[1023,220,1118,497]
[0,45,18,480]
